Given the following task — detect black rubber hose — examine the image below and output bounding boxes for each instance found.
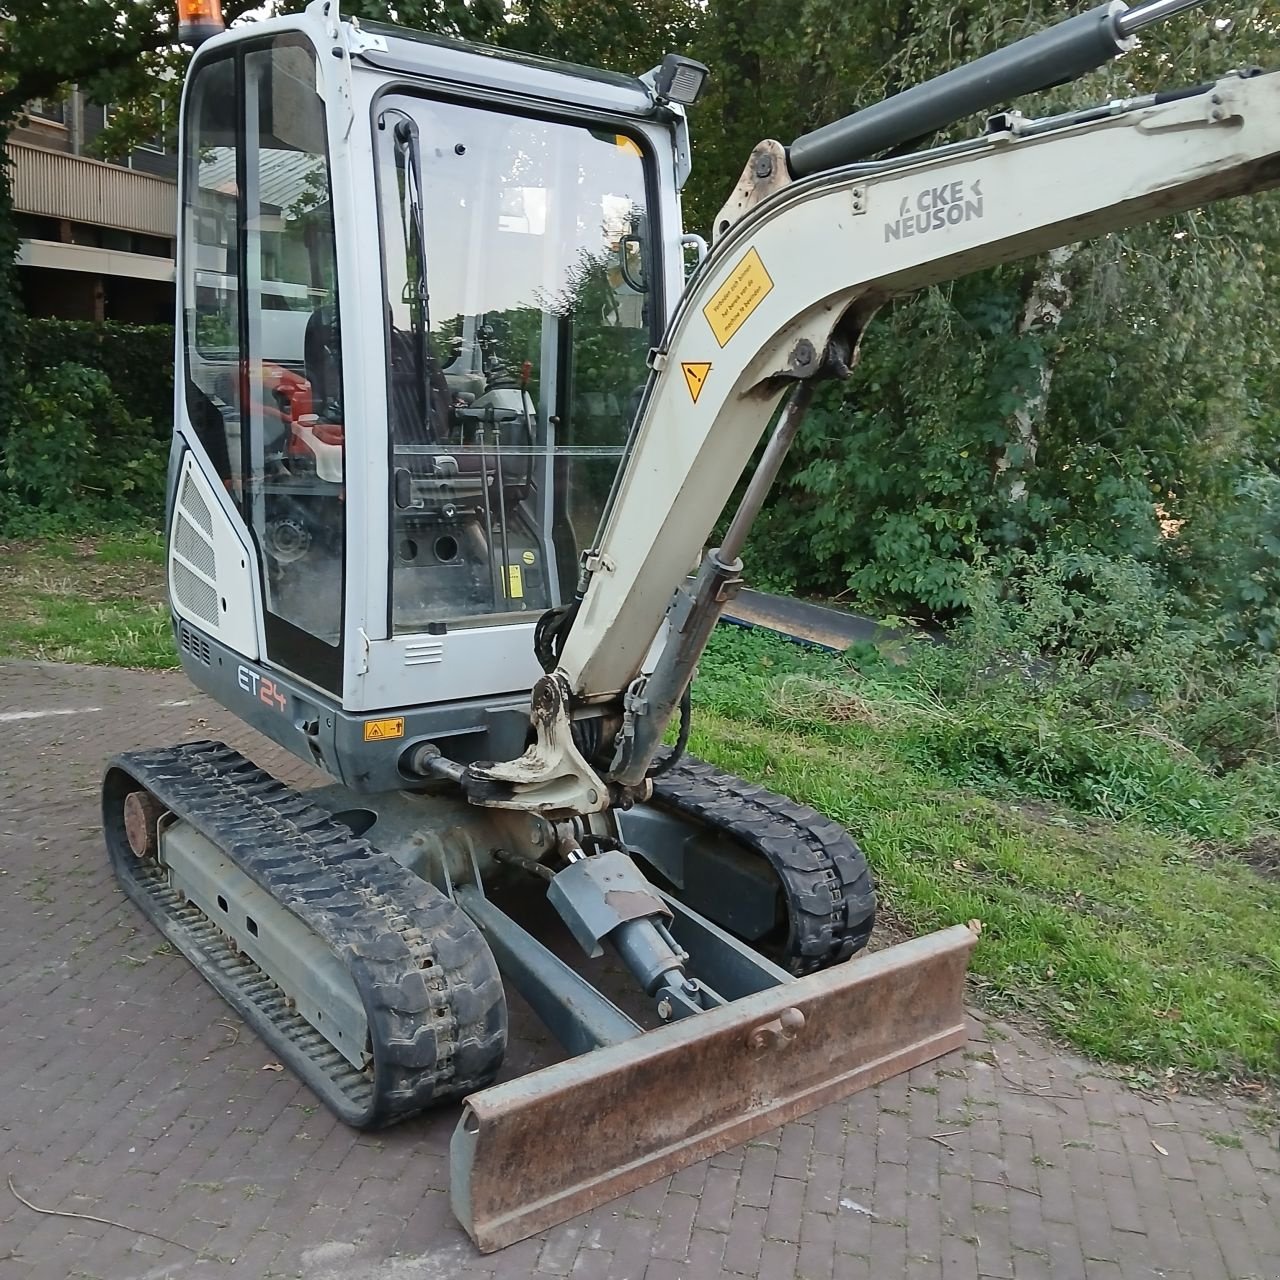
[533,601,578,672]
[648,685,692,779]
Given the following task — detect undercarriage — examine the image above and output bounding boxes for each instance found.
[103,740,973,1248]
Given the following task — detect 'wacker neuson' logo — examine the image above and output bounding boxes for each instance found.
[884,180,984,242]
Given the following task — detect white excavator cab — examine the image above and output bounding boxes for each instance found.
[170,6,691,745]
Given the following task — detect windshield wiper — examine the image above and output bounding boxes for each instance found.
[389,111,435,444]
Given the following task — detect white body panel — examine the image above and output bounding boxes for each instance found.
[353,625,544,712]
[168,450,261,659]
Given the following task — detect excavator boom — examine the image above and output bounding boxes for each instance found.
[474,64,1280,809]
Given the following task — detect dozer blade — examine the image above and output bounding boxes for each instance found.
[451,923,976,1252]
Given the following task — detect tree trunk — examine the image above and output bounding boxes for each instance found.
[995,245,1076,503]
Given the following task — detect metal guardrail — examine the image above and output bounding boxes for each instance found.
[6,142,176,239]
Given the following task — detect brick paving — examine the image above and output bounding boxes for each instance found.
[0,659,1276,1280]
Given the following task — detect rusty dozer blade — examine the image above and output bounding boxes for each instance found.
[451,923,976,1252]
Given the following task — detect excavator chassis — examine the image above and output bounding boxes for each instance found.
[103,743,508,1129]
[104,741,975,1251]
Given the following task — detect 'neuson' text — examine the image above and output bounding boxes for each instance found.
[884,180,984,242]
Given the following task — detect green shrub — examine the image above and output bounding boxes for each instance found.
[18,319,174,438]
[697,545,1280,842]
[906,701,1250,840]
[2,366,98,510]
[1193,468,1280,655]
[933,551,1198,707]
[0,362,166,532]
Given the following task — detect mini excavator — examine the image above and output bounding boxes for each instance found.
[103,0,1280,1249]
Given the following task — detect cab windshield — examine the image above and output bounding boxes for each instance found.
[376,94,656,633]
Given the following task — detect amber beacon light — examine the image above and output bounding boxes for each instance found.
[177,0,225,46]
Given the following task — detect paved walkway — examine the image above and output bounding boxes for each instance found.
[0,661,1276,1280]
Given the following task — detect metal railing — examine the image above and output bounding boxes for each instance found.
[6,141,176,239]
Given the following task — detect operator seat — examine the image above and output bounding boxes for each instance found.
[304,304,343,422]
[386,326,534,505]
[387,325,451,448]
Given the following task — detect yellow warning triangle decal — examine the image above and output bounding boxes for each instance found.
[363,716,405,742]
[681,361,712,403]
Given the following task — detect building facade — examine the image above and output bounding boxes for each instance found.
[7,92,177,324]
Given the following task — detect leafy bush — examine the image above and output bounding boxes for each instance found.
[697,547,1280,842]
[933,551,1194,707]
[1186,468,1280,655]
[907,701,1251,839]
[18,319,174,438]
[743,192,1280,641]
[0,362,166,533]
[943,553,1280,774]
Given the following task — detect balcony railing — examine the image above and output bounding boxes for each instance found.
[6,141,176,239]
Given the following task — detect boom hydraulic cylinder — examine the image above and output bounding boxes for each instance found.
[787,0,1209,177]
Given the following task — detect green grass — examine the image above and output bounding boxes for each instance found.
[0,534,1276,1087]
[694,626,1280,1087]
[0,531,177,669]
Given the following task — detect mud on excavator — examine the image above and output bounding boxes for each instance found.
[103,0,1280,1250]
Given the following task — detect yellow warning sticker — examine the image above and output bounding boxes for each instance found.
[702,247,774,347]
[507,564,524,599]
[681,361,712,403]
[364,717,405,743]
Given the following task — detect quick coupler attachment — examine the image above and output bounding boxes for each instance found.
[547,847,725,1022]
[450,922,978,1252]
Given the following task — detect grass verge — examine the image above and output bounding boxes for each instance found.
[694,626,1280,1089]
[0,531,176,669]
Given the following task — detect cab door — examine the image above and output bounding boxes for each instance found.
[180,34,347,694]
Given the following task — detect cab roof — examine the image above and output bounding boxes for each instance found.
[354,18,663,119]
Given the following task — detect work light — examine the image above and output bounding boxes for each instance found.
[177,0,225,46]
[651,54,709,106]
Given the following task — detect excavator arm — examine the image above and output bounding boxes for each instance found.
[468,52,1280,816]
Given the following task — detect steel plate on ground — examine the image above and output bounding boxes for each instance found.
[450,923,976,1251]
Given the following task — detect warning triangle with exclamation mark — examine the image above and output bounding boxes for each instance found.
[681,361,712,403]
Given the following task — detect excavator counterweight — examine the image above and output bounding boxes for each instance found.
[104,0,1278,1250]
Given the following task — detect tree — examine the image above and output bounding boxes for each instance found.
[7,0,1277,649]
[505,0,700,74]
[723,0,1280,633]
[0,0,531,431]
[0,0,255,431]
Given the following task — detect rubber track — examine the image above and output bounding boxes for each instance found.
[103,741,505,1130]
[649,754,876,975]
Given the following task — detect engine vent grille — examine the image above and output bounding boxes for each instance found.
[173,514,216,579]
[404,640,444,666]
[178,471,213,536]
[179,622,212,666]
[171,463,220,630]
[173,562,219,625]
